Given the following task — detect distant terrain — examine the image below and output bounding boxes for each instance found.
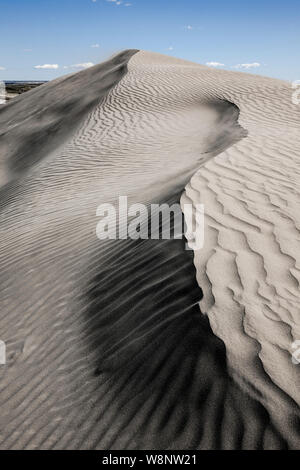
[2,81,47,102]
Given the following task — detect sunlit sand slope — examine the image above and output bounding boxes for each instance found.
[176,54,300,443]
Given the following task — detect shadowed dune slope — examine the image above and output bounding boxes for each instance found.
[0,50,299,449]
[0,49,138,186]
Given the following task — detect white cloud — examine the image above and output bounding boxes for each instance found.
[233,62,261,69]
[167,46,174,51]
[206,61,224,67]
[91,44,100,48]
[185,25,194,30]
[72,62,95,69]
[106,0,132,5]
[0,66,6,71]
[34,64,59,69]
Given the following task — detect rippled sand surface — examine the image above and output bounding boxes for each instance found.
[0,50,299,449]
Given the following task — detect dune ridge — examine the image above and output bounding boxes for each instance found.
[0,50,299,449]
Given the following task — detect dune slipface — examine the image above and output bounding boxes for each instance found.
[0,50,299,449]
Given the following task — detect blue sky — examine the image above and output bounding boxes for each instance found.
[0,0,299,81]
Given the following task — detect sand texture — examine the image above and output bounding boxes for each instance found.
[0,50,299,449]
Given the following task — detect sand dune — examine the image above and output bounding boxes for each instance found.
[0,50,299,449]
[179,53,300,446]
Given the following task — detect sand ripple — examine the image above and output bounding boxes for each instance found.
[0,50,298,449]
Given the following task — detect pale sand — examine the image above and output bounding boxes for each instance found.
[0,50,299,449]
